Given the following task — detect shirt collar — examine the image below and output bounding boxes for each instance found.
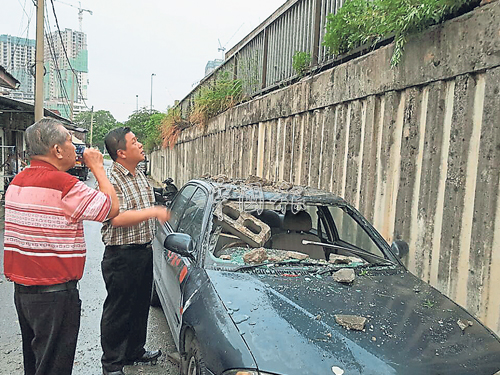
[113,161,138,177]
[29,159,58,171]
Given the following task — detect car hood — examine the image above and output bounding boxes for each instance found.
[206,267,500,375]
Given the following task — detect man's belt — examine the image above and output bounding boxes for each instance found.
[15,280,78,294]
[106,242,152,251]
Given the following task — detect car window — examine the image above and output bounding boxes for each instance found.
[168,185,197,231]
[177,188,208,246]
[328,206,384,258]
[207,200,393,269]
[303,205,331,241]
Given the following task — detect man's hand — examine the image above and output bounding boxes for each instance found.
[152,206,171,224]
[83,148,119,219]
[82,148,104,171]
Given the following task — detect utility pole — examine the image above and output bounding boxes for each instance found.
[136,94,138,112]
[34,0,45,121]
[89,105,94,146]
[150,73,155,114]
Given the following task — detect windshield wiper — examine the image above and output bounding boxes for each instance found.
[301,240,395,266]
[232,258,325,272]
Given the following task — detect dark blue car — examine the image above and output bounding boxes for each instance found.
[152,178,500,375]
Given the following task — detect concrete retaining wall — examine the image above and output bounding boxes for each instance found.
[150,1,500,333]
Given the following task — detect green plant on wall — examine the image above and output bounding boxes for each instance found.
[292,51,312,77]
[161,106,190,149]
[190,71,243,128]
[323,0,477,67]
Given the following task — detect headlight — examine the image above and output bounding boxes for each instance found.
[222,371,276,375]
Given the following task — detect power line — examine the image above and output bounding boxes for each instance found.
[7,0,34,72]
[48,0,90,110]
[44,11,72,107]
[44,3,72,105]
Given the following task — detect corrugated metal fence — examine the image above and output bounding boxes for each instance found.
[179,0,346,116]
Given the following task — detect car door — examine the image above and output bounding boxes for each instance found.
[154,184,197,335]
[155,184,209,342]
[169,187,209,333]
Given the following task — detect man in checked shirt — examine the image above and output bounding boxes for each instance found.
[100,127,170,375]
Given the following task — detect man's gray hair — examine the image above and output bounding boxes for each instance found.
[25,118,69,156]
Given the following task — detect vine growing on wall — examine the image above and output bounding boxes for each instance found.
[323,0,479,67]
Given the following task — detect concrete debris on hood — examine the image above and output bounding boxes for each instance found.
[332,268,356,284]
[335,314,367,331]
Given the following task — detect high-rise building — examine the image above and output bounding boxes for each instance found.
[0,28,89,119]
[0,35,36,101]
[205,59,224,77]
[44,28,89,119]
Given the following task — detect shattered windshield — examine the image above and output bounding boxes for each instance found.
[207,199,394,270]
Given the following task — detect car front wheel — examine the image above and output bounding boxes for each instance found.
[184,337,207,375]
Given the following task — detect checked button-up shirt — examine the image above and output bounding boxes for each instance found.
[101,162,155,246]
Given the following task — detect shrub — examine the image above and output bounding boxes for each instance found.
[190,72,244,128]
[292,51,312,77]
[323,0,478,66]
[161,107,190,149]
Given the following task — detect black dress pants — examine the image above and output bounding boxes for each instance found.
[100,244,153,372]
[14,286,81,375]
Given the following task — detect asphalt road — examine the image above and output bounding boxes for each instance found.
[0,161,179,375]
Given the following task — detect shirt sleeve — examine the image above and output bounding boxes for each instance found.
[61,180,112,223]
[114,182,128,214]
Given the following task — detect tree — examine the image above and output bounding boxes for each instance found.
[123,108,166,152]
[74,110,121,151]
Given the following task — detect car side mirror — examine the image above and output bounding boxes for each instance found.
[164,233,196,261]
[391,240,409,259]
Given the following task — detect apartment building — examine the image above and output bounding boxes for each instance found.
[0,35,36,101]
[0,28,89,119]
[44,28,89,119]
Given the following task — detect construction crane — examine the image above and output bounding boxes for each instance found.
[54,0,93,32]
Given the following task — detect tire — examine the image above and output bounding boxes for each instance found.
[150,281,161,307]
[183,338,207,375]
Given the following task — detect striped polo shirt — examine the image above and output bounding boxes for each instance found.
[3,160,111,286]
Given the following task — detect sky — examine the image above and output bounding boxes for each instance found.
[3,0,286,122]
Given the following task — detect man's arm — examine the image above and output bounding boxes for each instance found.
[110,206,170,228]
[83,148,119,219]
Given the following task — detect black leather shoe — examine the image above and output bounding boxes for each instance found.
[102,369,125,375]
[127,349,162,365]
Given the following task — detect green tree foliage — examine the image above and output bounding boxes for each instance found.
[74,110,120,151]
[123,108,166,152]
[323,0,478,66]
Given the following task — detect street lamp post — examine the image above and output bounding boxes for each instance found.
[150,73,156,113]
[136,94,138,112]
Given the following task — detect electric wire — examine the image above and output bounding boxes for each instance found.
[48,0,90,111]
[7,0,34,86]
[44,11,72,109]
[44,1,72,105]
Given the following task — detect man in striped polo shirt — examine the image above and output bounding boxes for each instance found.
[3,118,119,375]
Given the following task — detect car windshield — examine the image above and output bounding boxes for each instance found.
[207,200,395,270]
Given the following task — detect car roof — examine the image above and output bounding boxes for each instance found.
[188,176,348,206]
